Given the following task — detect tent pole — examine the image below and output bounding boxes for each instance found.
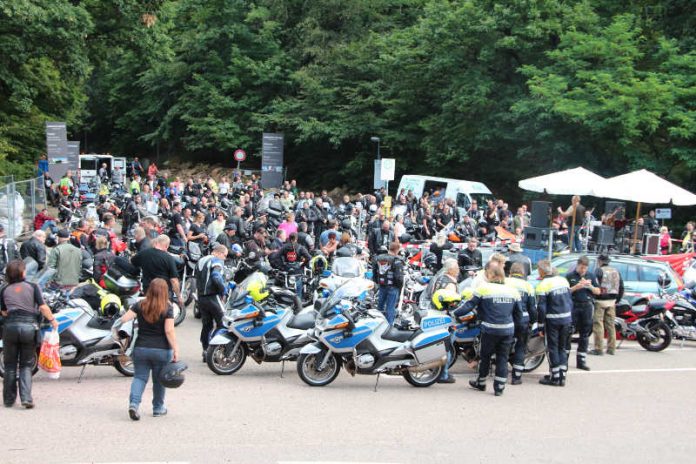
[569,203,577,252]
[631,202,642,254]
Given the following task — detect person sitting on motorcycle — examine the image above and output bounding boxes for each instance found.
[505,262,537,384]
[19,230,47,271]
[368,220,394,256]
[297,222,315,252]
[455,264,524,397]
[197,244,229,360]
[320,231,339,257]
[458,238,482,278]
[276,233,311,299]
[244,226,272,269]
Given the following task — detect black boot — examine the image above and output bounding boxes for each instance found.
[539,375,560,386]
[469,379,486,391]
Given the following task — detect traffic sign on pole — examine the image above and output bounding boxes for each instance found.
[234,149,246,170]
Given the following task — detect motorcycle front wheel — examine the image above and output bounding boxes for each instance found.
[637,320,672,352]
[172,301,186,326]
[0,347,40,379]
[402,366,442,388]
[183,279,196,308]
[206,340,247,375]
[113,355,135,377]
[297,352,341,387]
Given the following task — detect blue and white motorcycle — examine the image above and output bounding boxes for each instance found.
[0,292,135,380]
[205,272,317,375]
[297,279,451,388]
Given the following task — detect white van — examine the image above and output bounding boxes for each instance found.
[396,175,495,215]
[79,154,126,185]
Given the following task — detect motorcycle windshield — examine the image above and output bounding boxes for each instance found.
[331,257,364,278]
[229,271,268,305]
[320,279,372,316]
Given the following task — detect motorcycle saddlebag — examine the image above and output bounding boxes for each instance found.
[413,335,448,365]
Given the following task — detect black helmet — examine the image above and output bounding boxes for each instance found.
[159,361,188,389]
[341,218,352,231]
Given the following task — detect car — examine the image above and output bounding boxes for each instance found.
[528,253,683,304]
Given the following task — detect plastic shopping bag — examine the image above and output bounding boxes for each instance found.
[38,330,62,379]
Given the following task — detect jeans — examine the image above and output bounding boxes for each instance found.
[294,275,304,301]
[377,286,399,325]
[129,347,172,413]
[573,228,582,252]
[546,323,571,380]
[199,296,224,350]
[439,332,456,379]
[476,333,513,393]
[41,220,58,234]
[3,322,38,406]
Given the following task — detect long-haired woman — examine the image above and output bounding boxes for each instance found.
[120,278,179,420]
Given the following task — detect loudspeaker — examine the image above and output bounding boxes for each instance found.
[591,225,615,246]
[523,226,550,250]
[530,201,552,228]
[605,201,626,221]
[643,234,660,254]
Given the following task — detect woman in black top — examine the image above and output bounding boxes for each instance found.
[0,260,58,408]
[120,278,179,420]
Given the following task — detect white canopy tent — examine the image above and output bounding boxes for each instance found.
[518,167,606,196]
[518,167,606,252]
[595,169,696,252]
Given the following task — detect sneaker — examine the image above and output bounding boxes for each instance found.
[153,409,168,417]
[128,407,140,421]
[437,376,456,384]
[21,402,34,409]
[606,349,615,355]
[468,379,486,391]
[511,377,522,385]
[577,364,591,371]
[589,349,604,356]
[539,376,559,386]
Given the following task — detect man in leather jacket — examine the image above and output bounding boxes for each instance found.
[20,230,47,270]
[458,238,483,276]
[368,221,394,256]
[196,244,228,360]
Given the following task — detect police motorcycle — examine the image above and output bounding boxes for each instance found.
[0,290,135,380]
[420,273,546,373]
[205,272,318,375]
[297,279,450,389]
[316,256,368,297]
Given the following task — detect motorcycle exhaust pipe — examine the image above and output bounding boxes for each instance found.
[408,355,447,373]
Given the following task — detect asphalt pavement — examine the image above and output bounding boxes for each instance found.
[3,313,696,464]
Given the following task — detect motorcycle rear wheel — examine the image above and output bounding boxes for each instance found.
[113,356,135,377]
[183,279,196,308]
[172,301,186,327]
[637,320,672,352]
[206,341,247,375]
[297,352,341,387]
[402,366,442,387]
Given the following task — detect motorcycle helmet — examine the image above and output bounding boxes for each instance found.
[100,293,123,318]
[340,218,352,231]
[432,289,462,311]
[310,255,329,274]
[231,243,243,256]
[158,361,188,389]
[247,276,270,302]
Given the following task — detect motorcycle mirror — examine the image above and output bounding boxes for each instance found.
[248,252,257,260]
[657,273,672,289]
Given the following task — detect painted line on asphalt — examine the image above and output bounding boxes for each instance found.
[565,367,696,375]
[280,462,400,464]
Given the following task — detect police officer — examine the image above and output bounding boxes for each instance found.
[536,259,573,387]
[196,244,228,361]
[277,233,311,299]
[505,262,537,384]
[371,241,404,326]
[456,264,523,396]
[566,256,599,370]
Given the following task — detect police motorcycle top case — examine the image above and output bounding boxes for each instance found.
[297,279,449,388]
[205,272,318,375]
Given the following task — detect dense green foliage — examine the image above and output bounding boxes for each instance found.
[1,0,694,197]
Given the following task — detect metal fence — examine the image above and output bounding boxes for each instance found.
[0,175,46,239]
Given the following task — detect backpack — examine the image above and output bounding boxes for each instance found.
[600,266,621,295]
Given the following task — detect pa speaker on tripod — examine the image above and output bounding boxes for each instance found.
[523,226,550,250]
[530,201,552,228]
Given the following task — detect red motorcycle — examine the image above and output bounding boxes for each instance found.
[615,299,672,351]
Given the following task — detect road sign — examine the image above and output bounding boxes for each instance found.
[261,133,284,188]
[380,158,396,181]
[233,149,247,162]
[655,208,672,220]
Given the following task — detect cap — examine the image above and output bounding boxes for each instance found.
[224,224,237,232]
[57,229,70,238]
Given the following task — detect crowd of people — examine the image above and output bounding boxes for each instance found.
[0,160,683,411]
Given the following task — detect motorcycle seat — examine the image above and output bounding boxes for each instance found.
[87,316,117,331]
[287,312,317,330]
[382,327,418,343]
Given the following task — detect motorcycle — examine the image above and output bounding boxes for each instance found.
[0,292,134,380]
[617,299,672,351]
[297,279,449,389]
[394,265,432,327]
[205,272,317,375]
